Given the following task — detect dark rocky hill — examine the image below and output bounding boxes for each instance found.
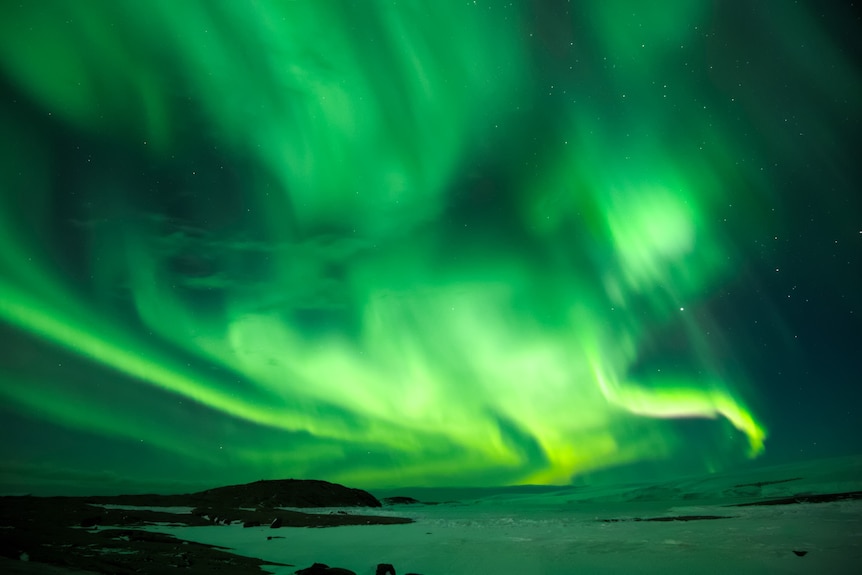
[86,478,382,509]
[196,478,382,508]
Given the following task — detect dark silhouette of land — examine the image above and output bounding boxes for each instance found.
[0,479,411,575]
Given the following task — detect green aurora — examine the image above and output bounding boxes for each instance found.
[1,1,859,492]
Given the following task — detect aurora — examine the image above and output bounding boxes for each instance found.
[1,0,859,494]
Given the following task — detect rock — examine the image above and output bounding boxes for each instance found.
[243,520,261,528]
[296,562,331,574]
[295,563,357,574]
[376,564,396,575]
[79,515,101,528]
[382,496,421,505]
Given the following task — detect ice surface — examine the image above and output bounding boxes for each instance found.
[141,456,862,574]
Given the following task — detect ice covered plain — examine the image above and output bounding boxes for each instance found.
[141,456,862,574]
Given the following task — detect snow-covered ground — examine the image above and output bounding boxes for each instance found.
[143,456,862,574]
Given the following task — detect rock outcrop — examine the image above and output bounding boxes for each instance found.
[296,563,357,575]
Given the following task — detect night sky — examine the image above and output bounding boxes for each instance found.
[1,1,860,495]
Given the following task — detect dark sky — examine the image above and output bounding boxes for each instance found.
[0,1,860,495]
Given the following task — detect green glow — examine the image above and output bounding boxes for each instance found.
[14,0,852,489]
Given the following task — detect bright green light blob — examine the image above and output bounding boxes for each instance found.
[604,185,696,291]
[0,1,770,488]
